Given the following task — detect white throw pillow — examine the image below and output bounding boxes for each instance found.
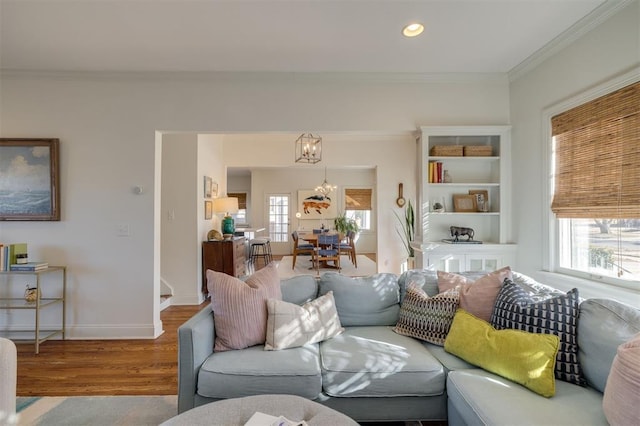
[265,291,344,350]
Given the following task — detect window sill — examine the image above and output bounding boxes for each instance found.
[532,271,640,309]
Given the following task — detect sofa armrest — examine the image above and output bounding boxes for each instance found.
[177,305,215,413]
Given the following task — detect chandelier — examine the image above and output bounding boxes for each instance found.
[315,167,337,197]
[295,133,322,164]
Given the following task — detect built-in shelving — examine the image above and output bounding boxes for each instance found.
[415,126,516,272]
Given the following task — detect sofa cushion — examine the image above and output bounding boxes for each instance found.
[447,369,607,426]
[437,266,512,321]
[319,326,445,398]
[265,291,344,351]
[603,332,640,426]
[578,298,640,392]
[445,310,559,397]
[197,345,322,400]
[280,274,318,305]
[318,273,400,326]
[421,342,476,372]
[393,285,459,346]
[398,269,440,302]
[207,263,282,352]
[490,279,586,386]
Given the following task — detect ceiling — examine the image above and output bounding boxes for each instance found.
[0,0,619,75]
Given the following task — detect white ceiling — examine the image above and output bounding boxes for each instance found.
[0,0,618,74]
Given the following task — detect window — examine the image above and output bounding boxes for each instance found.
[550,80,639,285]
[268,195,289,243]
[227,192,247,225]
[344,188,372,231]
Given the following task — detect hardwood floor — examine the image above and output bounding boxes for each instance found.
[15,253,378,397]
[16,303,205,396]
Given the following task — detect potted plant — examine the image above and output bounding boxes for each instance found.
[394,200,415,270]
[333,212,360,235]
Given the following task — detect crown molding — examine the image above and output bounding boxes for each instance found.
[509,0,634,82]
[0,69,507,85]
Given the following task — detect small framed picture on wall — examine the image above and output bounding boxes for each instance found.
[205,200,213,220]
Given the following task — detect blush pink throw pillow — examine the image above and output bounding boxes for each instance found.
[437,267,512,321]
[603,332,640,426]
[207,263,282,352]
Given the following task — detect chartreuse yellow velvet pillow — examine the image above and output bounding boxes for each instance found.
[444,309,560,398]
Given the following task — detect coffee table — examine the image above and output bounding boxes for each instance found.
[161,394,358,425]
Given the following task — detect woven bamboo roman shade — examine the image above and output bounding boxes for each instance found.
[227,193,247,210]
[345,188,372,210]
[550,81,640,218]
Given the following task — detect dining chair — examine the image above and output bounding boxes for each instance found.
[338,230,357,267]
[313,233,340,274]
[312,229,323,234]
[292,231,315,269]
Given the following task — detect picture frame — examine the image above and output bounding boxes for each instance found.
[204,200,213,220]
[204,176,213,198]
[453,194,476,212]
[211,181,218,198]
[298,189,337,219]
[0,138,60,221]
[468,189,489,212]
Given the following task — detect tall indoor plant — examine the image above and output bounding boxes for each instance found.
[334,212,360,235]
[394,200,415,269]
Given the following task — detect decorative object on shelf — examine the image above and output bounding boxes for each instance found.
[394,199,415,263]
[315,167,337,197]
[430,145,463,156]
[463,145,493,156]
[443,170,452,183]
[24,285,39,303]
[449,226,475,242]
[469,190,489,212]
[396,183,406,207]
[453,194,476,212]
[207,229,223,241]
[431,199,446,213]
[214,197,239,238]
[295,133,322,164]
[0,138,60,221]
[334,212,360,235]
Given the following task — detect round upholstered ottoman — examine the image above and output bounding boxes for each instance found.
[162,394,358,426]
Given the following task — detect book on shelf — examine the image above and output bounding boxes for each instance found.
[9,243,28,266]
[9,262,49,271]
[428,161,444,183]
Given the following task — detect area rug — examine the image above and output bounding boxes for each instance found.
[16,395,177,425]
[276,255,377,279]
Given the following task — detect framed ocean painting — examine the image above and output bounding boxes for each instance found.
[0,138,60,221]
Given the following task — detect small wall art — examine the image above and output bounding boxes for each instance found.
[204,176,213,198]
[204,200,213,220]
[0,138,60,221]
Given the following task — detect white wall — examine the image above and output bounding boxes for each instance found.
[510,1,639,301]
[0,72,509,338]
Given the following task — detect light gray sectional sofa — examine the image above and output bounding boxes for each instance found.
[177,270,640,424]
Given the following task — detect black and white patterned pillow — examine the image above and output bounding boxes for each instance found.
[490,278,586,386]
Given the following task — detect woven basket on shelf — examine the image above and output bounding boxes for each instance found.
[430,145,463,156]
[463,145,493,156]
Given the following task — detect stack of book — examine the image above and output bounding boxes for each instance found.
[0,243,28,271]
[10,261,49,271]
[428,161,444,183]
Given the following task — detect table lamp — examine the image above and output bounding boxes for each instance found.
[214,197,239,239]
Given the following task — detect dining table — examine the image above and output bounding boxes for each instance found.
[300,232,345,270]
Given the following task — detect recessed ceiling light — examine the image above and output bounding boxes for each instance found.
[402,23,424,38]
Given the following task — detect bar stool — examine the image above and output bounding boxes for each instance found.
[249,238,272,266]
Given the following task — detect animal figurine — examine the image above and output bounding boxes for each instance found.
[450,226,475,242]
